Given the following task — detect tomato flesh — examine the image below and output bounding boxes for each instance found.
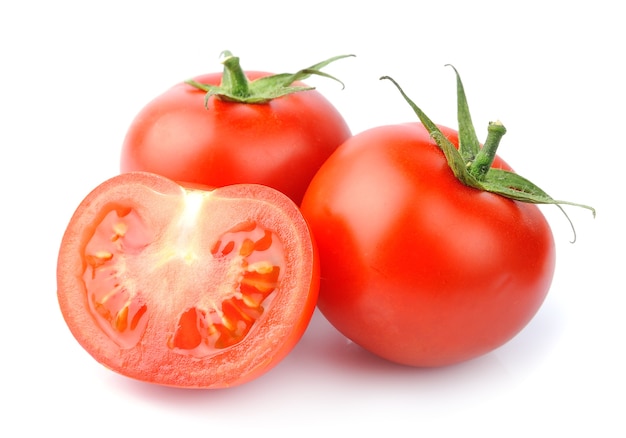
[58,172,318,388]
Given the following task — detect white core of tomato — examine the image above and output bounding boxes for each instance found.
[171,190,211,263]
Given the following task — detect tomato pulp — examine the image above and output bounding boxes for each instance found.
[301,123,556,367]
[57,172,319,387]
[120,71,351,205]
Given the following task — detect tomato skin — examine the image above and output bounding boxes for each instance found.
[120,72,351,205]
[57,172,319,388]
[300,123,556,367]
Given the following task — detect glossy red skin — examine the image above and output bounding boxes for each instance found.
[57,172,319,388]
[120,71,352,205]
[301,123,556,367]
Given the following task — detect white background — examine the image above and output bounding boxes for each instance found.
[2,1,623,436]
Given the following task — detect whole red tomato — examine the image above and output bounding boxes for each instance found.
[57,172,319,388]
[300,70,593,367]
[120,52,353,205]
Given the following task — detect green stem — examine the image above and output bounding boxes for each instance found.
[186,52,353,105]
[469,120,507,180]
[381,69,595,243]
[219,51,251,99]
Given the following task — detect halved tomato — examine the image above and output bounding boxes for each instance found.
[57,172,319,388]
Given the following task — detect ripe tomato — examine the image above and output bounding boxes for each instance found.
[120,53,352,205]
[57,172,319,388]
[300,123,556,367]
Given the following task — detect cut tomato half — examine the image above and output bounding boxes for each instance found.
[57,172,319,388]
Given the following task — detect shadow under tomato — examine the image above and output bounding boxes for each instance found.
[101,300,562,419]
[279,302,564,404]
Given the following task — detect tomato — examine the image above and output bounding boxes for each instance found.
[57,172,319,388]
[301,122,556,367]
[120,52,352,205]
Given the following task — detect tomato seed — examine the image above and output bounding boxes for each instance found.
[224,220,257,234]
[239,239,255,257]
[130,304,148,331]
[111,222,127,241]
[253,230,273,251]
[114,305,129,332]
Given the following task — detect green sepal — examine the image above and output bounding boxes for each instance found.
[379,75,481,189]
[380,70,595,241]
[186,51,355,105]
[447,64,481,163]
